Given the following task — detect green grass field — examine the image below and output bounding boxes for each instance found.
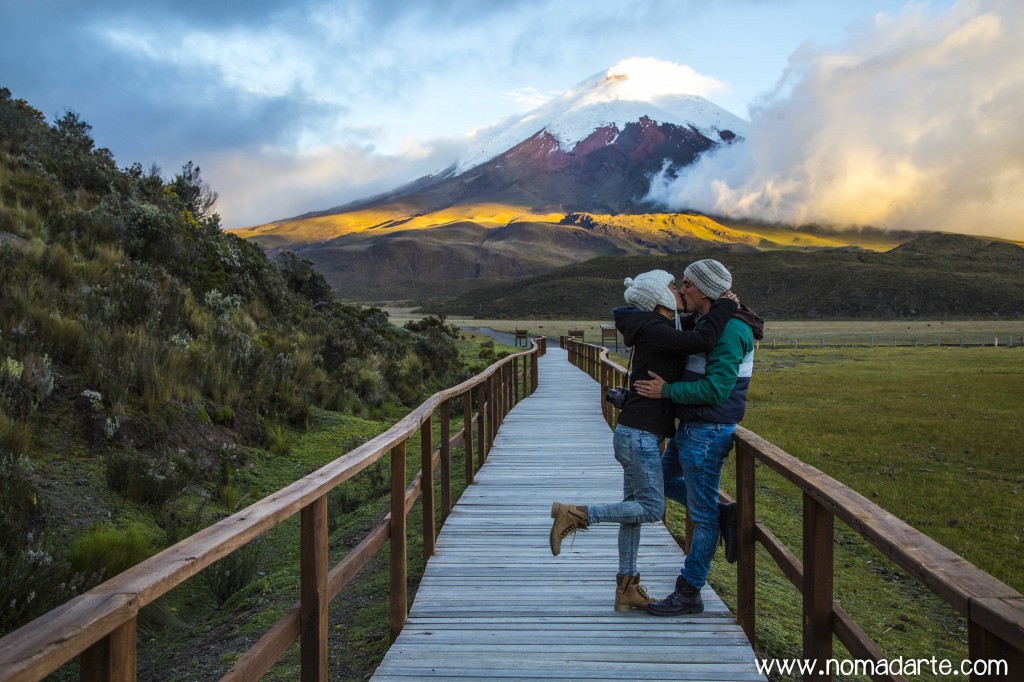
[658,347,1024,681]
[386,308,1024,348]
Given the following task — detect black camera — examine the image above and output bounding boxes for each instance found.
[605,385,629,410]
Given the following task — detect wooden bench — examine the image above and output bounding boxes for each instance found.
[567,328,584,341]
[601,325,619,352]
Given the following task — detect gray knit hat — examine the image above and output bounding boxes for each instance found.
[683,259,732,299]
[624,269,676,312]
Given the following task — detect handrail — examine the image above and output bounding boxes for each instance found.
[0,336,548,682]
[564,337,1022,682]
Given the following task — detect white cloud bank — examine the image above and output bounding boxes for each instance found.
[645,0,1024,239]
[208,138,466,228]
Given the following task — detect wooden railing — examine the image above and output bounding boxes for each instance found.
[0,337,547,682]
[564,337,1023,682]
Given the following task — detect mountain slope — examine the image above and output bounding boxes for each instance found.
[282,211,909,301]
[423,233,1024,320]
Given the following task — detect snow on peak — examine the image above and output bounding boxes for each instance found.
[455,58,748,174]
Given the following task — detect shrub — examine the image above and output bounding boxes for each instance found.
[218,484,241,511]
[0,537,85,637]
[159,495,209,546]
[105,450,195,506]
[68,523,153,583]
[0,451,42,552]
[40,312,85,362]
[212,405,234,424]
[265,421,289,456]
[201,537,263,605]
[0,415,32,459]
[42,243,75,287]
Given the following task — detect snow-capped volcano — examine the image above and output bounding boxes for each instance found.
[291,57,748,218]
[235,59,758,299]
[455,57,748,175]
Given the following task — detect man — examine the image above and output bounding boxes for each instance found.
[634,258,763,616]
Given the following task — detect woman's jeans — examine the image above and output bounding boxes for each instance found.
[587,425,666,576]
[661,422,736,589]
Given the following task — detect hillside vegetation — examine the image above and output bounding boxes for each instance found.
[425,234,1024,320]
[0,87,469,638]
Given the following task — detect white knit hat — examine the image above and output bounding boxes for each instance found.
[683,259,732,299]
[623,269,677,312]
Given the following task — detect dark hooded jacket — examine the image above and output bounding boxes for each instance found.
[612,299,738,438]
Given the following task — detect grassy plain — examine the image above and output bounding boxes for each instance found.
[656,347,1023,680]
[387,308,1024,350]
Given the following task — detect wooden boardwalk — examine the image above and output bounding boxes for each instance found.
[372,346,766,681]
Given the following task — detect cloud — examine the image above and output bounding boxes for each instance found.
[645,0,1024,239]
[207,138,467,228]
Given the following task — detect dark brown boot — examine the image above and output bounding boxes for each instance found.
[614,574,654,612]
[646,576,704,616]
[549,502,588,556]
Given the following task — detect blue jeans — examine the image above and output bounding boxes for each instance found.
[661,422,736,589]
[588,425,666,576]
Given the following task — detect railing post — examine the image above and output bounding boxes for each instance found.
[600,360,609,427]
[513,356,520,404]
[300,495,328,682]
[735,439,756,643]
[421,414,435,561]
[464,390,475,485]
[969,608,1023,681]
[477,383,488,467]
[531,348,539,394]
[508,361,515,409]
[488,376,496,452]
[80,618,137,682]
[440,400,451,521]
[499,364,507,426]
[803,492,834,679]
[389,441,408,642]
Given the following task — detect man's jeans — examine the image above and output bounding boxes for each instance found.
[588,425,666,576]
[662,422,736,589]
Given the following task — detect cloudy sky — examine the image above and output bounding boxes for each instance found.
[2,0,1021,237]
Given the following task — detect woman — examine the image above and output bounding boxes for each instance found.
[549,269,738,611]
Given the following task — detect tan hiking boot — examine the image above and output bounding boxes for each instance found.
[549,502,588,556]
[615,574,654,612]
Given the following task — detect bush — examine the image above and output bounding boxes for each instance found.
[68,523,153,583]
[105,450,195,506]
[201,538,263,605]
[0,537,85,637]
[265,421,289,455]
[0,451,43,553]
